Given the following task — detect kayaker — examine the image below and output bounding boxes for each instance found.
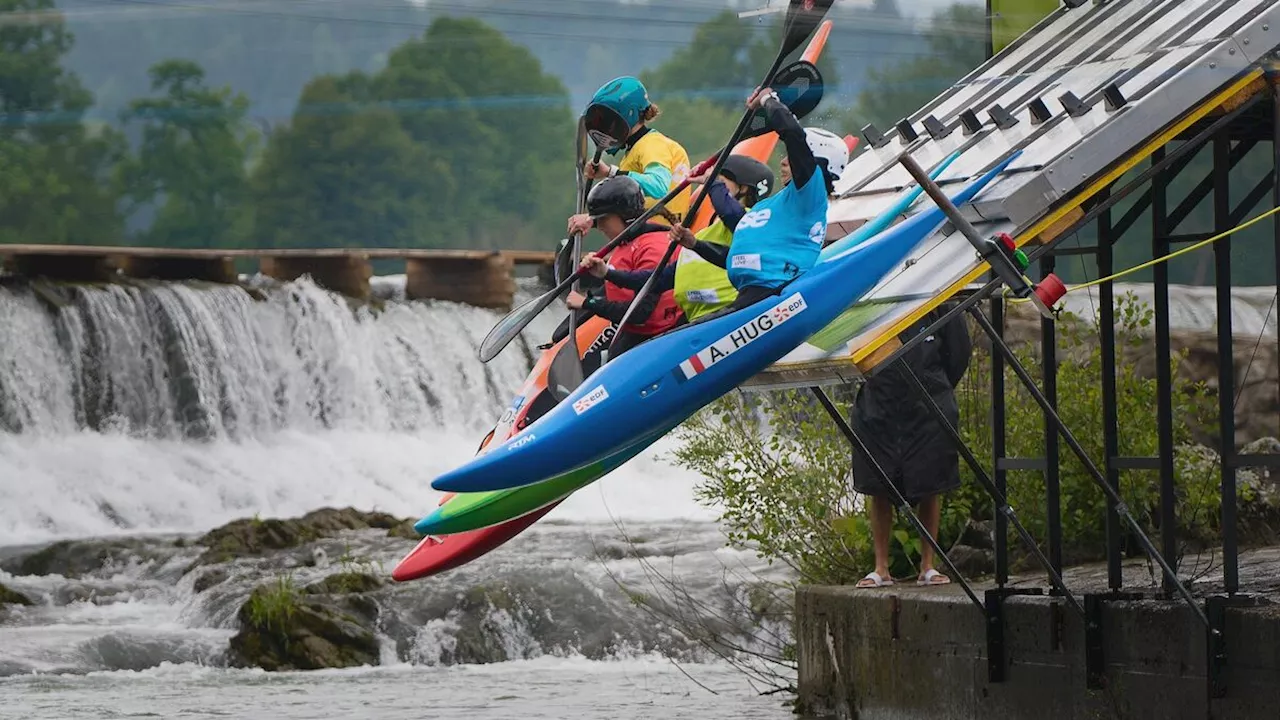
[572,76,692,226]
[563,175,684,356]
[685,86,851,312]
[577,155,776,324]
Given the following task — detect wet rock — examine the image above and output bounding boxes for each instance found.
[1,538,161,579]
[0,582,33,606]
[189,507,409,569]
[193,568,230,594]
[304,572,383,596]
[227,579,380,671]
[385,519,420,542]
[960,520,994,551]
[947,544,995,578]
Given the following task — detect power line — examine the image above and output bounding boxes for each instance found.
[2,0,990,40]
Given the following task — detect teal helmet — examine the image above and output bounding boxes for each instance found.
[584,76,650,147]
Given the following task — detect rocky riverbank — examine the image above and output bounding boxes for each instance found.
[0,510,764,677]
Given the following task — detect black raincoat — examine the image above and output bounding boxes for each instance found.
[849,303,973,504]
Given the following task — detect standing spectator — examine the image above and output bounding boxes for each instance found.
[850,303,973,588]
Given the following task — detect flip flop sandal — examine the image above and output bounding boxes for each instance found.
[917,568,951,586]
[856,571,894,588]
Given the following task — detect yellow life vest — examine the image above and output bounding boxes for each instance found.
[618,130,691,225]
[672,220,738,321]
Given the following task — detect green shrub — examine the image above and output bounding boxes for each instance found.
[674,293,1224,584]
[246,574,300,636]
[955,293,1221,568]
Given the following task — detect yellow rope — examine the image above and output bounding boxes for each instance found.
[1006,203,1280,303]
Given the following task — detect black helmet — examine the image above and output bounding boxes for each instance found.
[720,155,775,202]
[586,175,645,222]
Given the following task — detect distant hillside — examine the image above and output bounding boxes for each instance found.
[61,0,937,129]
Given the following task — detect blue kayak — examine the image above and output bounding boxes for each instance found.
[432,152,1021,494]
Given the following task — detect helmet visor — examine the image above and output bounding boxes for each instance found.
[584,104,629,149]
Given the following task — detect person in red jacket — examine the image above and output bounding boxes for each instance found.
[564,175,684,357]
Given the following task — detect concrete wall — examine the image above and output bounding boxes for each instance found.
[796,586,1280,720]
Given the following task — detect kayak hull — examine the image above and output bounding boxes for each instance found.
[414,420,680,536]
[431,153,1021,495]
[390,316,613,581]
[390,502,559,581]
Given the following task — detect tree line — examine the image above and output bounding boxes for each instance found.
[2,0,1271,285]
[0,0,981,255]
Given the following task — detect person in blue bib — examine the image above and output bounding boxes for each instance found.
[683,85,851,312]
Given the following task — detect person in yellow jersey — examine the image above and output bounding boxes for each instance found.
[572,76,692,226]
[577,155,775,325]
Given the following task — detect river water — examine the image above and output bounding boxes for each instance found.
[0,276,797,719]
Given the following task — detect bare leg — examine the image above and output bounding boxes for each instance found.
[855,495,895,587]
[917,494,949,584]
[873,495,894,577]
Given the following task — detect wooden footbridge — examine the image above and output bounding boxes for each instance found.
[0,245,556,309]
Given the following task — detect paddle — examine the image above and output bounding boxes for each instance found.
[547,121,607,400]
[476,60,824,364]
[602,0,836,362]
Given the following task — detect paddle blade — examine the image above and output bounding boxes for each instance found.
[478,290,558,363]
[546,331,585,402]
[742,60,824,139]
[781,0,837,58]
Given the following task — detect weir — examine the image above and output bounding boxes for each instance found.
[718,0,1280,717]
[0,245,555,310]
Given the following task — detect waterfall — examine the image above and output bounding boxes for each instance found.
[0,276,711,544]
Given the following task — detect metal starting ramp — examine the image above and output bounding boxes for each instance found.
[746,0,1280,390]
[737,0,1280,694]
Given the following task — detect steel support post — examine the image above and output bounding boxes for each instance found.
[1213,135,1239,596]
[990,289,1010,587]
[967,307,1216,634]
[1097,188,1124,591]
[1151,147,1180,596]
[1040,255,1064,578]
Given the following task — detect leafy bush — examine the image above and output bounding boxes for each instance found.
[956,293,1222,568]
[674,293,1225,585]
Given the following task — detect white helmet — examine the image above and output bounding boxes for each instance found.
[804,127,850,181]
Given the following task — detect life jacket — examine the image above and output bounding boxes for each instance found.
[672,220,738,321]
[726,174,830,290]
[618,129,691,225]
[604,229,684,335]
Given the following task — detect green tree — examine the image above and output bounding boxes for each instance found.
[635,10,847,178]
[0,0,123,245]
[371,17,573,246]
[248,76,437,249]
[642,10,840,110]
[117,60,256,248]
[247,17,574,250]
[845,3,987,131]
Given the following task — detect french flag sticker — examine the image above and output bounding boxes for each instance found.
[677,354,707,381]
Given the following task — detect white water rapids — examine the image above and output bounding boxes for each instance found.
[0,275,799,719]
[0,276,715,546]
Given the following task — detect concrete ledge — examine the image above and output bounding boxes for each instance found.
[119,256,238,284]
[406,254,516,310]
[1,253,117,282]
[260,255,372,301]
[0,245,553,305]
[796,585,1280,720]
